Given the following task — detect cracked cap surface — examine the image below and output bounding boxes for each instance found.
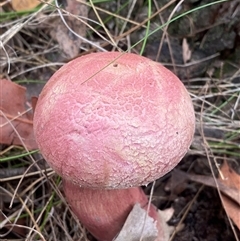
[33,52,195,189]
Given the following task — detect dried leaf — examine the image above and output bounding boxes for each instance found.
[164,169,188,195]
[158,208,174,223]
[0,212,27,236]
[31,96,38,113]
[50,0,88,59]
[174,170,240,205]
[114,204,174,241]
[221,194,240,230]
[11,0,41,11]
[219,161,240,230]
[174,166,240,230]
[0,79,37,150]
[157,208,175,240]
[220,161,240,190]
[114,203,158,241]
[182,38,191,64]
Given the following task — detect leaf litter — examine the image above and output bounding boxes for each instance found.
[115,204,174,241]
[0,79,37,150]
[50,0,88,59]
[1,0,240,240]
[219,161,240,230]
[173,162,240,231]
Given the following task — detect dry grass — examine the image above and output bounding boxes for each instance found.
[0,0,239,240]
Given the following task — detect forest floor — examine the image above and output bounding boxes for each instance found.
[0,0,240,241]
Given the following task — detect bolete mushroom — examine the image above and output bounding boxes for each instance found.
[33,52,195,241]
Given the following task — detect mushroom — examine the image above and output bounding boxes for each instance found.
[33,52,195,241]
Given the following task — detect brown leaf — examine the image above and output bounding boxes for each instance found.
[11,0,41,11]
[31,96,38,113]
[0,187,27,236]
[182,38,191,64]
[219,161,240,230]
[175,165,240,230]
[0,211,27,237]
[174,170,240,206]
[0,79,37,150]
[50,0,88,59]
[220,161,240,190]
[221,194,240,230]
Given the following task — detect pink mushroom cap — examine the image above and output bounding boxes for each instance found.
[33,52,195,189]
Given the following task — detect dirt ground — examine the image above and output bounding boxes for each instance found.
[1,0,240,240]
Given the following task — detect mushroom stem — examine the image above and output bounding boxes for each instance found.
[63,180,164,241]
